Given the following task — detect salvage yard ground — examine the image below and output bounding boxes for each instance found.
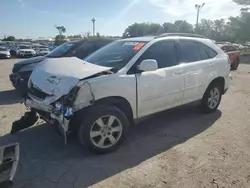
[0,58,250,188]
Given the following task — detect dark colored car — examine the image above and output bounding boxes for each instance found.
[9,38,114,93]
[9,46,18,57]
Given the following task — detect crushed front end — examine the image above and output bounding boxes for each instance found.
[24,80,94,144]
[13,57,111,144]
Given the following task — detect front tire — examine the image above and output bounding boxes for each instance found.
[78,105,129,154]
[201,84,222,113]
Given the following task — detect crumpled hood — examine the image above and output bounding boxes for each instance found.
[30,57,111,97]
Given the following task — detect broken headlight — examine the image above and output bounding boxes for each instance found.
[63,86,80,106]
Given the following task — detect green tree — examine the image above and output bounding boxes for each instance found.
[162,22,177,33]
[228,11,250,43]
[122,23,163,38]
[123,21,193,38]
[96,32,101,37]
[67,34,82,39]
[174,20,194,33]
[233,0,250,5]
[55,35,66,45]
[55,25,66,35]
[3,36,15,41]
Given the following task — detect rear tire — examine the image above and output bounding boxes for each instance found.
[201,83,222,113]
[231,59,239,70]
[78,105,129,154]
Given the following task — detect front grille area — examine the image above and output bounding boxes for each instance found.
[28,82,50,100]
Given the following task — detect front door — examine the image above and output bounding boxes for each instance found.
[135,40,185,118]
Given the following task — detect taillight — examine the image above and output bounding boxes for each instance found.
[227,55,231,64]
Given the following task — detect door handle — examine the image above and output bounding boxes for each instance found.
[174,70,185,75]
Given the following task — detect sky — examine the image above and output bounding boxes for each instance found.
[0,0,242,39]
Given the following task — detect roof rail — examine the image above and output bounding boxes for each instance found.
[155,33,206,39]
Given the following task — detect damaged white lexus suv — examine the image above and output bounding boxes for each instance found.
[16,33,230,153]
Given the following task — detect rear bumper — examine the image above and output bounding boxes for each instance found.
[223,74,231,94]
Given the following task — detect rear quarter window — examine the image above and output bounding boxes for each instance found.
[198,42,218,59]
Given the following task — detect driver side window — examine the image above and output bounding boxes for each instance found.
[137,40,178,69]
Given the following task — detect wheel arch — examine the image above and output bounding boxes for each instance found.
[94,96,134,125]
[204,77,225,96]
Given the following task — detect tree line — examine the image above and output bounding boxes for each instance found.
[123,0,250,43]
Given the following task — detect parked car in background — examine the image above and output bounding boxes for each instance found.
[17,45,36,58]
[217,44,240,70]
[37,47,50,56]
[9,38,114,93]
[24,34,230,153]
[0,46,11,59]
[9,46,18,57]
[49,45,57,51]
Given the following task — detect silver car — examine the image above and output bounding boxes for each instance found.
[0,46,11,59]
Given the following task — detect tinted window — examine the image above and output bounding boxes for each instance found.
[179,40,201,62]
[138,40,178,68]
[227,46,237,52]
[198,42,218,60]
[46,41,76,58]
[72,43,96,59]
[73,41,112,59]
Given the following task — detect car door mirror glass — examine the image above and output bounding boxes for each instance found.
[137,59,158,72]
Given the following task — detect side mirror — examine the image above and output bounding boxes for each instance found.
[137,59,158,72]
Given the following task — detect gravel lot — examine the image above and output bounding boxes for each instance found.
[0,58,250,188]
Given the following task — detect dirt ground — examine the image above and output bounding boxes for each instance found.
[0,58,250,188]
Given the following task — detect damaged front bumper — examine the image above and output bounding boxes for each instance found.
[23,80,95,144]
[25,98,72,144]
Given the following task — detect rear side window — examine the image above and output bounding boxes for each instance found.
[179,40,201,63]
[198,42,218,60]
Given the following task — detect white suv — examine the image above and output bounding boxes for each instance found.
[24,34,230,153]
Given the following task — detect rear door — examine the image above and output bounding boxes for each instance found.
[178,39,218,104]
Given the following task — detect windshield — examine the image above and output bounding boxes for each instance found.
[19,46,30,49]
[40,48,49,51]
[85,41,147,71]
[46,42,75,58]
[0,46,7,51]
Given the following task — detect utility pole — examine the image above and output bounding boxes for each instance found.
[91,18,96,36]
[195,3,205,32]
